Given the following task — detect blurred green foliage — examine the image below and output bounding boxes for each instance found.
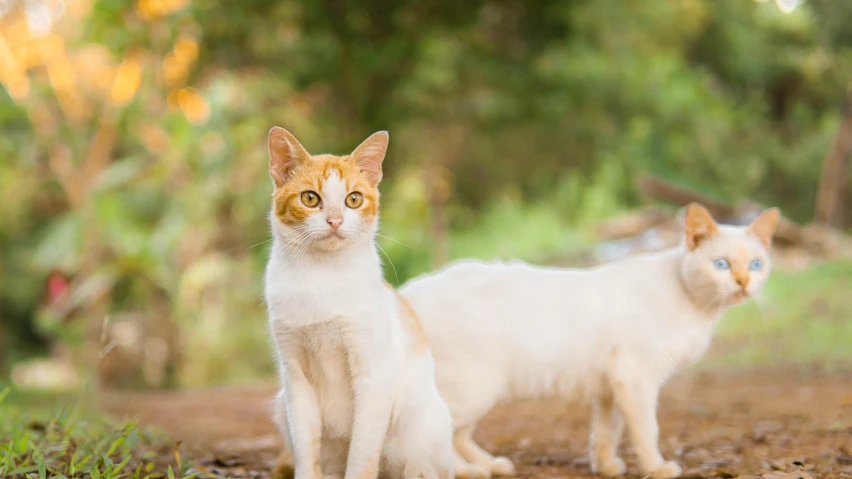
[1,0,850,385]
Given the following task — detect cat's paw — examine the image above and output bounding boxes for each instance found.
[322,475,342,479]
[649,461,682,479]
[270,460,296,479]
[490,457,515,476]
[593,458,626,478]
[456,463,491,479]
[271,452,295,479]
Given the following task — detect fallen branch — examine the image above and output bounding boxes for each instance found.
[637,175,738,218]
[634,174,851,258]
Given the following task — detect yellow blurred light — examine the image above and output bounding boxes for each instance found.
[66,0,95,18]
[174,35,198,63]
[137,0,154,20]
[6,18,31,46]
[177,87,210,124]
[110,55,142,105]
[14,42,44,70]
[162,35,198,87]
[137,0,190,20]
[72,46,118,94]
[6,75,31,100]
[0,4,93,109]
[94,65,117,91]
[35,33,65,58]
[46,57,76,92]
[167,88,181,109]
[0,35,30,100]
[0,35,16,67]
[162,52,187,87]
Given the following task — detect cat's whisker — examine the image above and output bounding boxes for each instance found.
[376,233,416,250]
[288,231,317,265]
[279,232,310,256]
[286,241,309,266]
[375,242,399,284]
[698,289,728,316]
[248,237,274,250]
[279,230,316,264]
[752,292,770,325]
[283,233,311,253]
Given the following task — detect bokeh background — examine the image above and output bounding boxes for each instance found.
[1,0,851,392]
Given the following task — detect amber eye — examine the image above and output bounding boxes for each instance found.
[300,191,320,207]
[345,192,364,209]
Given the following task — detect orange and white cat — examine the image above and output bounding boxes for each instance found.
[400,204,780,479]
[264,127,453,479]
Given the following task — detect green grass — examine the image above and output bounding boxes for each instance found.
[707,260,852,369]
[0,386,211,479]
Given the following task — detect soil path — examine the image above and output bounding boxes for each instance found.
[102,371,852,478]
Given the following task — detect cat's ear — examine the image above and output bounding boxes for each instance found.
[684,203,719,251]
[268,127,310,188]
[747,207,780,249]
[351,131,389,185]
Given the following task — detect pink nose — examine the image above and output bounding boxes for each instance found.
[327,217,342,230]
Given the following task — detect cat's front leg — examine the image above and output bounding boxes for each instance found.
[343,337,396,479]
[453,425,515,477]
[453,449,491,479]
[589,394,626,478]
[277,350,324,479]
[610,377,681,479]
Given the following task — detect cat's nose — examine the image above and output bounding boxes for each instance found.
[734,273,749,289]
[326,217,343,230]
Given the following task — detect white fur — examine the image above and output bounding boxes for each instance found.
[400,223,774,479]
[266,170,453,479]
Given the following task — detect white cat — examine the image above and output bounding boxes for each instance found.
[400,204,780,479]
[264,127,453,479]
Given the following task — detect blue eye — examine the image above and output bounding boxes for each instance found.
[749,259,763,271]
[712,258,730,270]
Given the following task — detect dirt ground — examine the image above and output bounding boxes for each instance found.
[102,370,852,479]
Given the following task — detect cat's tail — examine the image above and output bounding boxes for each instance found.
[271,451,295,479]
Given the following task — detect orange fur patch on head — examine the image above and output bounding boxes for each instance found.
[684,203,719,251]
[747,207,781,249]
[385,281,428,352]
[269,131,383,227]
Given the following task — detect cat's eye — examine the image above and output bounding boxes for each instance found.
[748,259,763,271]
[300,191,320,207]
[712,258,730,270]
[346,192,364,209]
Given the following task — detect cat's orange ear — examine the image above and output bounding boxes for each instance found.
[747,207,780,249]
[684,203,718,251]
[351,131,389,185]
[268,127,310,188]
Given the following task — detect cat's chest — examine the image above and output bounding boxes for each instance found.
[266,270,386,326]
[659,320,714,366]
